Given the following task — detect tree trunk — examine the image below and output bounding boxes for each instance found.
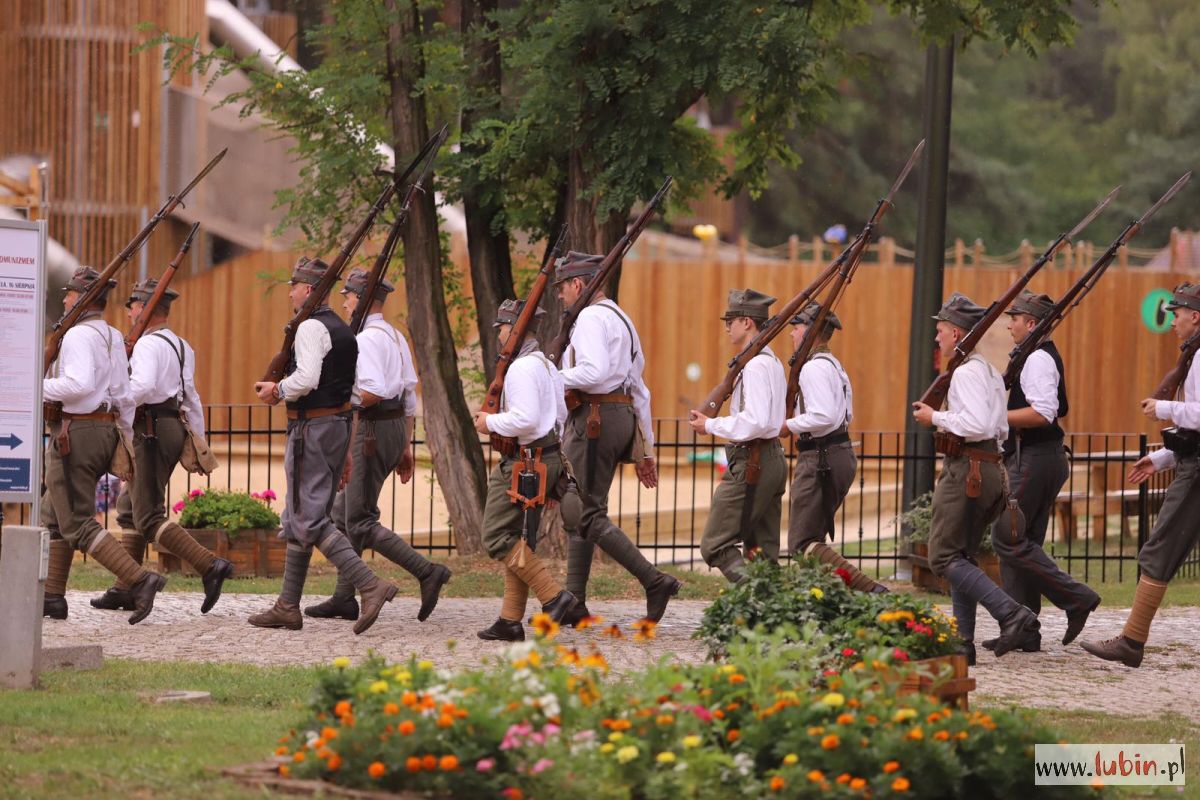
[565,148,631,301]
[385,0,487,554]
[460,0,514,381]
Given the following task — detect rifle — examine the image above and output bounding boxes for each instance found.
[124,222,200,357]
[480,224,569,455]
[917,186,1120,410]
[783,140,925,415]
[348,124,449,335]
[544,177,672,366]
[261,127,447,383]
[1006,174,1190,391]
[1154,331,1200,401]
[44,148,226,372]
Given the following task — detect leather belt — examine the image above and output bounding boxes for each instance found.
[796,431,850,452]
[287,402,352,421]
[357,405,407,422]
[934,431,1001,498]
[62,410,117,422]
[578,391,632,405]
[731,436,779,450]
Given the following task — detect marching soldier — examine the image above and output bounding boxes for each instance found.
[473,299,579,641]
[554,251,680,623]
[911,293,1039,663]
[303,268,452,623]
[784,303,885,593]
[1083,283,1200,667]
[250,257,399,634]
[90,279,234,615]
[689,289,787,582]
[41,267,167,623]
[986,290,1100,652]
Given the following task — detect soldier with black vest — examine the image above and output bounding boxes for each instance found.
[41,266,167,623]
[690,289,788,582]
[1084,282,1200,667]
[304,268,452,623]
[984,291,1100,653]
[90,278,234,615]
[553,251,681,624]
[250,257,399,634]
[911,293,1040,663]
[474,299,579,641]
[784,303,885,593]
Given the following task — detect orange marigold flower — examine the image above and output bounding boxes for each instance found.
[821,734,840,750]
[807,770,825,782]
[334,700,352,717]
[440,755,459,771]
[934,730,951,741]
[278,765,290,778]
[837,773,851,784]
[293,752,305,763]
[437,714,454,729]
[837,713,855,725]
[883,760,901,774]
[866,715,879,724]
[422,754,437,772]
[729,673,746,685]
[956,731,969,740]
[275,746,288,756]
[383,702,400,716]
[907,727,924,741]
[327,754,342,772]
[406,756,422,773]
[727,729,740,742]
[850,777,866,790]
[713,709,726,720]
[612,719,632,731]
[892,777,910,792]
[769,776,785,792]
[401,691,417,707]
[322,727,338,740]
[808,726,825,736]
[847,698,861,708]
[399,720,416,736]
[368,761,386,779]
[656,714,675,726]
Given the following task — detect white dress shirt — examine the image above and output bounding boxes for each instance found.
[1150,355,1200,470]
[354,313,418,411]
[277,317,332,402]
[44,316,134,439]
[931,353,1008,443]
[787,352,854,438]
[487,342,568,445]
[129,328,206,438]
[706,350,786,442]
[561,299,655,449]
[1017,348,1060,425]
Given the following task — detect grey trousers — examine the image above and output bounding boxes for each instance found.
[700,441,787,568]
[562,402,636,544]
[787,441,856,553]
[928,452,1006,578]
[992,441,1099,615]
[1138,455,1200,582]
[115,413,185,540]
[40,418,119,551]
[280,412,352,547]
[331,416,407,550]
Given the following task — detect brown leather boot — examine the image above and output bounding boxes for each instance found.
[248,599,303,630]
[353,579,399,635]
[1080,636,1144,668]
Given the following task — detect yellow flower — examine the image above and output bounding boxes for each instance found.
[417,660,433,670]
[783,753,798,766]
[682,735,702,749]
[608,732,624,742]
[719,664,738,674]
[332,656,351,669]
[395,670,412,684]
[532,613,561,639]
[809,587,825,600]
[369,681,389,694]
[820,692,845,708]
[616,745,639,764]
[893,708,917,722]
[656,751,676,764]
[600,743,615,754]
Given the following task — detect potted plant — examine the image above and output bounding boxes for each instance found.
[159,488,284,577]
[896,491,1002,594]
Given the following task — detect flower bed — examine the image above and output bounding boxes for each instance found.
[159,489,285,577]
[273,624,1099,799]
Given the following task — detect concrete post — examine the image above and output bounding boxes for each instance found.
[0,525,49,688]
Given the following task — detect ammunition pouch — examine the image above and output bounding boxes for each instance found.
[1162,427,1200,457]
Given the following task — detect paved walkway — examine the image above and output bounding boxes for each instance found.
[44,591,1200,720]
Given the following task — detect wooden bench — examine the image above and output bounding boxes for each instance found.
[1052,491,1090,542]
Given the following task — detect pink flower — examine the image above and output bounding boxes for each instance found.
[172,501,185,513]
[188,488,204,498]
[530,758,554,775]
[476,758,495,772]
[893,648,910,663]
[686,705,714,723]
[572,730,596,742]
[250,492,262,500]
[261,489,277,501]
[542,723,560,737]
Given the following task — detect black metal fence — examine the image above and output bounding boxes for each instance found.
[11,405,1200,585]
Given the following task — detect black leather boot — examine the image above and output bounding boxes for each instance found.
[478,618,525,641]
[541,590,579,624]
[90,587,135,611]
[304,595,360,621]
[417,564,452,622]
[43,593,68,620]
[200,558,234,614]
[645,573,682,622]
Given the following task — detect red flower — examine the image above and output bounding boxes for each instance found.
[834,568,852,586]
[892,648,910,662]
[841,648,857,657]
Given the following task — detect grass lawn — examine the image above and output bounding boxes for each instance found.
[2,660,1196,799]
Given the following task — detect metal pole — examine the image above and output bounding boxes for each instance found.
[901,41,955,531]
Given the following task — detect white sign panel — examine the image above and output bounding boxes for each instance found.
[0,219,46,503]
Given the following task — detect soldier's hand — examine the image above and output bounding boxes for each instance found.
[396,448,415,484]
[911,401,935,427]
[779,423,791,439]
[1127,455,1158,485]
[472,411,491,434]
[1140,398,1159,420]
[687,410,709,434]
[254,382,280,405]
[635,456,658,489]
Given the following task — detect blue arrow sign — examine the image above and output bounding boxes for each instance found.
[0,433,23,449]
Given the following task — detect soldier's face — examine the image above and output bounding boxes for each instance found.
[725,316,753,348]
[934,321,961,361]
[342,292,359,317]
[497,323,514,348]
[1007,313,1036,345]
[288,282,312,312]
[556,277,583,307]
[790,324,808,349]
[1172,308,1200,340]
[63,290,81,313]
[127,300,145,325]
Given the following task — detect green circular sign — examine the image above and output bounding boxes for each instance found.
[1142,289,1175,333]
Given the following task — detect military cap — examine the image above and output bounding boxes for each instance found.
[721,288,776,322]
[63,266,116,295]
[789,301,843,331]
[1003,289,1055,320]
[125,277,180,309]
[340,267,394,297]
[552,251,604,285]
[494,298,546,328]
[287,256,333,287]
[933,292,986,331]
[1165,283,1200,314]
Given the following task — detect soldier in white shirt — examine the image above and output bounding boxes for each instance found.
[912,293,1040,662]
[473,299,579,641]
[784,303,884,593]
[985,291,1099,654]
[689,289,787,582]
[41,266,167,624]
[90,279,233,616]
[304,268,451,624]
[1084,282,1200,667]
[554,251,681,623]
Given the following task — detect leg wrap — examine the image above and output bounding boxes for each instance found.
[1122,576,1168,644]
[280,544,313,607]
[804,541,884,593]
[500,566,529,622]
[505,540,561,605]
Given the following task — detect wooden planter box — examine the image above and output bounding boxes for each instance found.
[156,528,285,577]
[908,542,1002,594]
[897,653,975,709]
